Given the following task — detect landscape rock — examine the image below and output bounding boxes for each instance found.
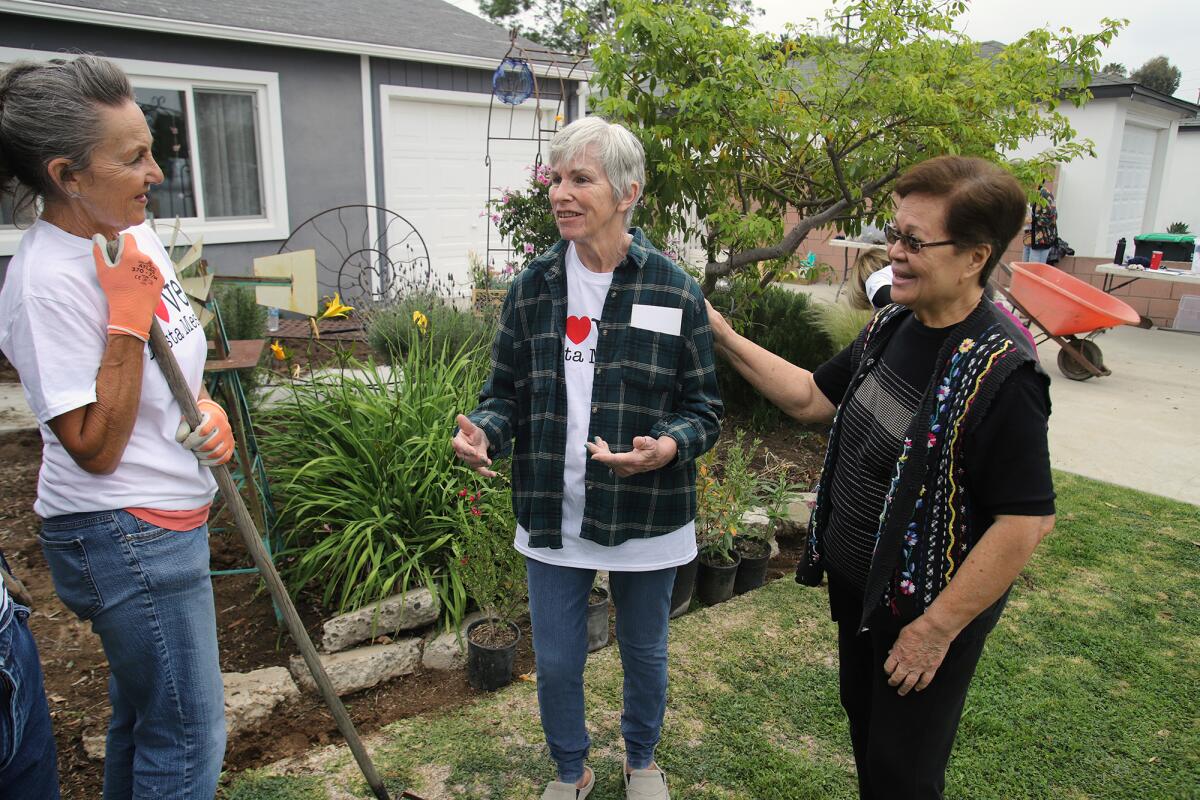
[81,733,106,761]
[290,639,421,696]
[780,494,817,538]
[421,611,488,672]
[224,666,301,736]
[321,588,440,653]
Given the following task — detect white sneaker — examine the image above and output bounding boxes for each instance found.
[541,767,594,800]
[624,767,670,799]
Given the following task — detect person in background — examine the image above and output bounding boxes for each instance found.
[845,248,892,310]
[453,116,722,800]
[1022,183,1057,263]
[0,56,232,799]
[0,551,60,799]
[708,155,1054,800]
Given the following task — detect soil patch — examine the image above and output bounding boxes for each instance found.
[1,407,823,798]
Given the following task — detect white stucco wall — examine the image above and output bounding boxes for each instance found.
[1007,98,1189,258]
[1159,130,1200,235]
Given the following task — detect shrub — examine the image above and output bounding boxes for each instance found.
[806,302,873,353]
[367,294,493,363]
[707,280,836,426]
[260,337,488,625]
[697,430,800,564]
[207,283,269,408]
[435,477,526,629]
[485,162,559,270]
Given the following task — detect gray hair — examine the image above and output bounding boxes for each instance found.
[0,55,134,217]
[548,116,645,226]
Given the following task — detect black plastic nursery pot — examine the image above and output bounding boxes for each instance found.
[733,539,772,595]
[587,586,610,652]
[670,555,699,618]
[466,618,520,691]
[696,552,741,606]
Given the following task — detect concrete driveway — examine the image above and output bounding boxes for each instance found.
[790,280,1200,506]
[1037,325,1199,505]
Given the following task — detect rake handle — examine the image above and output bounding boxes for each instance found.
[143,304,391,800]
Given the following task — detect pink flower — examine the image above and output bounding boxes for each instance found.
[524,243,535,254]
[470,506,482,517]
[899,579,916,595]
[490,213,501,224]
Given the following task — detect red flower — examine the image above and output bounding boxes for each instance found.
[470,506,482,516]
[460,556,469,565]
[469,494,478,504]
[458,488,468,497]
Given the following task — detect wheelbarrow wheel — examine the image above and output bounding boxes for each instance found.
[1057,339,1103,381]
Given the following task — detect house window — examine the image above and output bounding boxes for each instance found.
[1,48,289,255]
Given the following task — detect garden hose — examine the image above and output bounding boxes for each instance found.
[109,239,400,800]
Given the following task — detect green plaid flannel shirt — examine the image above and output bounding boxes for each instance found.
[467,229,723,549]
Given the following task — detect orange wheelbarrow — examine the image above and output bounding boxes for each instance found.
[995,262,1141,381]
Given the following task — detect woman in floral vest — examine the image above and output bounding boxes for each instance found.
[708,155,1055,800]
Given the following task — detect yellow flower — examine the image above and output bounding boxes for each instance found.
[412,310,429,335]
[319,292,354,320]
[270,340,288,361]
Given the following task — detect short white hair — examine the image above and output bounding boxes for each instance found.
[548,116,645,226]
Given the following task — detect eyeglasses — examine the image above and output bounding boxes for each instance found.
[883,222,957,254]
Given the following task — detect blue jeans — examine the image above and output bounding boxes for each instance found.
[39,510,225,800]
[0,599,61,800]
[1023,245,1050,263]
[525,558,675,783]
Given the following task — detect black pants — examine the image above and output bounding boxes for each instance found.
[830,575,996,800]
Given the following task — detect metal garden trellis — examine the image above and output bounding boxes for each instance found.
[484,32,587,282]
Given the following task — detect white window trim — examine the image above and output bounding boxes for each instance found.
[0,46,289,256]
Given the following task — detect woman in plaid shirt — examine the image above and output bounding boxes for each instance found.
[454,117,722,800]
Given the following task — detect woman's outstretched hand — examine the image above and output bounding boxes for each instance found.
[452,414,496,477]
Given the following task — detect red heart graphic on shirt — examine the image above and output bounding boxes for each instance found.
[566,315,591,344]
[155,298,170,322]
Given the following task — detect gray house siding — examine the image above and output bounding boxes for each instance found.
[0,12,365,278]
[1,12,581,295]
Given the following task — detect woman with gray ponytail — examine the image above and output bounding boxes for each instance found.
[0,55,231,799]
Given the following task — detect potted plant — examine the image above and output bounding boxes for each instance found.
[669,554,699,618]
[733,467,802,595]
[695,441,754,606]
[449,479,526,691]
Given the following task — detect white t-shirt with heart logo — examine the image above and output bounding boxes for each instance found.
[0,220,217,518]
[515,242,696,571]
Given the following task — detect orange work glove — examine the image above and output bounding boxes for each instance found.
[91,233,164,342]
[174,399,236,467]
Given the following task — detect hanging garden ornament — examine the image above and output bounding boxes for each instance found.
[492,57,534,105]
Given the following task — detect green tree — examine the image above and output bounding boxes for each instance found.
[1102,61,1126,77]
[587,0,1124,289]
[477,0,758,54]
[1130,56,1182,96]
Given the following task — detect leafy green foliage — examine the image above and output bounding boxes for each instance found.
[207,283,269,407]
[476,0,759,54]
[708,282,835,427]
[260,340,488,624]
[367,294,493,363]
[587,0,1125,288]
[433,477,527,628]
[806,302,874,353]
[1131,55,1182,96]
[485,163,560,271]
[1166,221,1191,235]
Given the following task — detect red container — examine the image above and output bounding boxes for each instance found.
[1009,262,1140,337]
[1150,251,1163,269]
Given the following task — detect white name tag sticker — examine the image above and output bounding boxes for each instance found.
[630,303,683,336]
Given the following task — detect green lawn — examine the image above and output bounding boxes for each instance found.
[223,472,1200,799]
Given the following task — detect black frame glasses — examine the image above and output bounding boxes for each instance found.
[884,222,957,254]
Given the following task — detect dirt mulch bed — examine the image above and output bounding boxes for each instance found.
[0,382,824,799]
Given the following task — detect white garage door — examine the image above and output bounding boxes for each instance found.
[1107,123,1158,249]
[383,88,551,296]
